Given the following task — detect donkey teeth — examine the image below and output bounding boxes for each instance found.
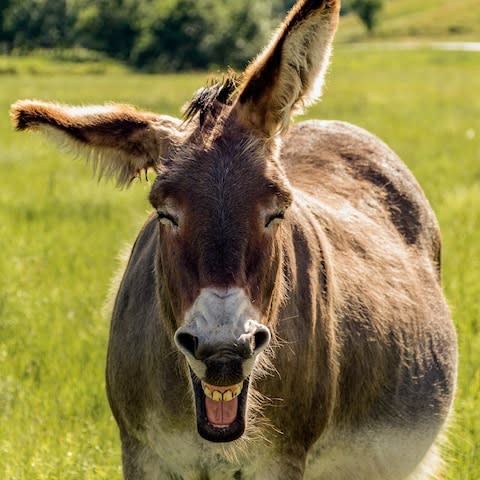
[231,383,242,397]
[204,386,212,398]
[201,382,243,402]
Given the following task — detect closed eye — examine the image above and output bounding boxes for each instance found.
[265,211,284,228]
[157,210,179,227]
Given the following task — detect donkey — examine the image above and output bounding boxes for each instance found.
[10,0,457,478]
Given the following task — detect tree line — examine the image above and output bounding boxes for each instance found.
[0,0,382,71]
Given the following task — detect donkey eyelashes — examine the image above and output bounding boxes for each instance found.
[156,205,284,229]
[157,210,179,227]
[265,211,285,228]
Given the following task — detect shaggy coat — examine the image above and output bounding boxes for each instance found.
[11,0,456,478]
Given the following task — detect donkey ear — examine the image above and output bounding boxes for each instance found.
[10,100,182,187]
[235,0,340,136]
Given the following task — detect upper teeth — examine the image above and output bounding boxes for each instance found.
[201,381,243,402]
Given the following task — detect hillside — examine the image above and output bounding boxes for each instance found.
[337,0,480,42]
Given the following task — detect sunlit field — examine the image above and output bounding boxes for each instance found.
[0,46,479,479]
[336,0,480,42]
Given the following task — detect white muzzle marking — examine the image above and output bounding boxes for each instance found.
[174,287,271,379]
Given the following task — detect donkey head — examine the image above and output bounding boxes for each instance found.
[11,0,339,443]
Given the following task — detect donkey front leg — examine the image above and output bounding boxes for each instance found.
[120,435,149,480]
[120,435,176,480]
[253,453,306,480]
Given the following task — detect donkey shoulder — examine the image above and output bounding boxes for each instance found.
[107,213,161,431]
[282,120,441,265]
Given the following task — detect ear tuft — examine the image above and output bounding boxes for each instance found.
[10,100,33,131]
[10,100,65,131]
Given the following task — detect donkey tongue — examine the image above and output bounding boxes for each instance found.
[205,396,238,426]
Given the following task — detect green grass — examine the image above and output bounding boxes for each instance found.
[0,49,128,76]
[0,48,479,478]
[337,0,480,42]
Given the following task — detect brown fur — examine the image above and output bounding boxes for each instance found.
[10,100,182,186]
[10,0,456,478]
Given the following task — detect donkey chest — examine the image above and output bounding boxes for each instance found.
[142,418,264,480]
[142,418,438,480]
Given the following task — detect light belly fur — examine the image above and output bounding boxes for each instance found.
[141,415,442,480]
[304,425,442,480]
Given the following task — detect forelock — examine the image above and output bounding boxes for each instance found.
[182,74,240,127]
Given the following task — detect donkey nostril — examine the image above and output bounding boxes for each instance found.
[175,332,199,357]
[253,328,271,353]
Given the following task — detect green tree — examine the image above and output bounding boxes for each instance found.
[3,0,72,51]
[350,0,383,33]
[72,0,139,61]
[0,0,12,51]
[272,0,295,16]
[131,0,275,71]
[0,0,315,71]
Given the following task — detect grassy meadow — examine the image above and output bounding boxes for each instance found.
[337,0,480,42]
[0,46,479,479]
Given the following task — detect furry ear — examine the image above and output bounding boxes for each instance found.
[235,0,340,136]
[10,100,182,187]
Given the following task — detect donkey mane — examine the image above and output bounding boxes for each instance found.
[183,74,240,126]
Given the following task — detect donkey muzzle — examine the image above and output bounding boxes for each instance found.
[175,321,271,384]
[173,287,271,442]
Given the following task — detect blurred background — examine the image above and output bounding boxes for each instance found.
[0,0,479,72]
[0,1,479,479]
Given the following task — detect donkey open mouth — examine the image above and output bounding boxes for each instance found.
[174,287,271,443]
[192,376,250,442]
